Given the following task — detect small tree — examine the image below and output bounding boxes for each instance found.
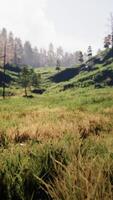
[87,46,92,60]
[19,66,41,96]
[31,72,41,88]
[56,59,61,71]
[19,66,30,97]
[78,51,84,64]
[104,35,111,49]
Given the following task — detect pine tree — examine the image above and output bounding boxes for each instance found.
[104,35,111,49]
[14,38,23,65]
[19,66,30,97]
[79,51,84,64]
[87,46,92,59]
[48,43,55,66]
[56,59,61,71]
[7,32,14,64]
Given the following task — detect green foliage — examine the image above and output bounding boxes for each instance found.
[56,66,61,71]
[19,66,30,88]
[19,66,41,96]
[31,72,41,88]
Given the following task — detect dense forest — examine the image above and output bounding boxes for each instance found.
[0,28,89,68]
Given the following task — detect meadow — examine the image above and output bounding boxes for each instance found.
[1,84,113,199]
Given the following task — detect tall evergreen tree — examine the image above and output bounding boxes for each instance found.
[48,43,55,66]
[14,38,23,65]
[7,32,14,64]
[23,41,33,66]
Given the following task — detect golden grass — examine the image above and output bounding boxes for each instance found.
[0,107,111,145]
[0,105,113,199]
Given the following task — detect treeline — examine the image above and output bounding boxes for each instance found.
[0,28,89,68]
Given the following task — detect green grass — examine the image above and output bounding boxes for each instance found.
[1,54,113,199]
[1,85,113,199]
[0,86,113,109]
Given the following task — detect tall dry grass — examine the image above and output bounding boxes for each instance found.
[0,107,111,145]
[0,104,113,199]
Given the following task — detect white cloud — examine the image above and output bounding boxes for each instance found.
[0,0,56,48]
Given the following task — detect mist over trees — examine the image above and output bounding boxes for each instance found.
[0,28,86,68]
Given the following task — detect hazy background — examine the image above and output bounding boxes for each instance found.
[0,0,113,53]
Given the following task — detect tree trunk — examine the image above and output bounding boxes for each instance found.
[2,42,7,99]
[25,87,27,97]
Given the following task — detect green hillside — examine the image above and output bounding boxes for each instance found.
[37,48,113,92]
[0,48,113,96]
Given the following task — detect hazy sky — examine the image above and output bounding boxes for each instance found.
[0,0,113,53]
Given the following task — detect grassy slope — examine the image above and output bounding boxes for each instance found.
[1,50,113,199]
[33,49,113,94]
[0,48,113,94]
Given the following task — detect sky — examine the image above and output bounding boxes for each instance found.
[0,0,113,53]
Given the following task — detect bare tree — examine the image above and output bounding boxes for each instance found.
[0,28,7,99]
[3,42,7,99]
[0,41,7,99]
